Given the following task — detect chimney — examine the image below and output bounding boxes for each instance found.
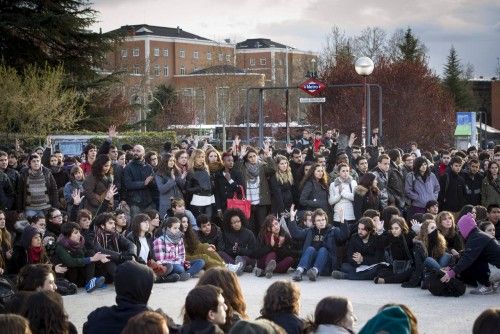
[177,26,180,35]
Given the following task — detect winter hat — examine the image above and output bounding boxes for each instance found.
[359,306,410,334]
[115,261,154,305]
[228,319,285,334]
[21,226,42,249]
[457,213,476,240]
[122,144,133,151]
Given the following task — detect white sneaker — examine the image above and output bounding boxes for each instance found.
[227,262,243,274]
[470,285,496,295]
[490,272,500,291]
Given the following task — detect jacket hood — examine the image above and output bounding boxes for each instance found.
[115,261,154,305]
[354,185,368,196]
[359,306,410,334]
[457,213,476,240]
[21,226,42,249]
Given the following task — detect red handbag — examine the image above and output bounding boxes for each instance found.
[226,185,251,219]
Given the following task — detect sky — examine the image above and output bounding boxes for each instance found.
[90,0,500,78]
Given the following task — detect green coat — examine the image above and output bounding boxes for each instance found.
[186,242,225,269]
[55,244,90,268]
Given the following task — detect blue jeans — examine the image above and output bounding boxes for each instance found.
[171,259,205,276]
[298,246,329,274]
[423,253,452,271]
[341,262,379,280]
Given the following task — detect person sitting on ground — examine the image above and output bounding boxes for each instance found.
[17,263,57,292]
[196,267,249,332]
[0,314,32,334]
[83,261,156,334]
[332,217,384,281]
[123,311,170,334]
[153,217,205,281]
[479,221,496,238]
[473,308,500,334]
[358,305,411,334]
[435,211,463,256]
[289,207,349,282]
[181,285,226,334]
[197,214,231,264]
[440,213,500,295]
[303,296,357,334]
[54,222,109,292]
[0,210,13,275]
[93,212,137,283]
[259,281,304,334]
[221,208,257,271]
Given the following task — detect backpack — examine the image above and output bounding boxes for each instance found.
[55,277,78,296]
[0,276,17,311]
[428,270,466,297]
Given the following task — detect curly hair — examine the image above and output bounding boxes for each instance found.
[22,291,69,334]
[300,163,328,190]
[260,281,300,318]
[435,211,456,238]
[197,267,248,331]
[223,208,248,232]
[416,220,447,259]
[176,213,199,255]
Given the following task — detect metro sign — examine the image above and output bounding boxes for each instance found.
[299,79,326,96]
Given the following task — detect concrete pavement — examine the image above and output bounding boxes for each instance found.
[64,273,498,333]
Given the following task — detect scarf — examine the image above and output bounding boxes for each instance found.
[57,234,85,252]
[208,162,223,174]
[245,162,261,188]
[49,166,63,174]
[164,229,183,245]
[28,246,43,264]
[95,228,119,251]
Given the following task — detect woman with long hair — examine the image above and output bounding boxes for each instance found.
[269,155,294,216]
[206,148,224,179]
[481,161,500,207]
[0,210,12,275]
[255,215,294,278]
[259,281,304,334]
[435,211,463,255]
[300,163,330,218]
[329,163,357,225]
[405,156,440,218]
[303,296,356,334]
[174,149,189,193]
[403,219,450,288]
[353,173,382,221]
[83,154,115,214]
[197,267,249,332]
[186,149,215,218]
[155,153,182,219]
[63,166,84,213]
[143,208,161,238]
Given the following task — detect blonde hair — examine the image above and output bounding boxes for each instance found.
[275,155,293,185]
[188,149,208,172]
[416,219,447,258]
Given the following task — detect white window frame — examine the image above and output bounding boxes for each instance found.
[207,52,212,60]
[260,58,266,65]
[180,65,186,75]
[250,58,256,66]
[121,49,127,58]
[163,48,169,57]
[154,48,160,57]
[180,49,185,58]
[226,54,231,62]
[193,51,199,59]
[132,48,139,57]
[218,53,223,62]
[163,66,169,76]
[154,64,160,76]
[133,65,140,75]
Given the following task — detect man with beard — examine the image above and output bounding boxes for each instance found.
[124,145,155,217]
[331,217,383,280]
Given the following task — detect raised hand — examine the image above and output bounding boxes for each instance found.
[72,189,85,206]
[289,204,297,221]
[54,264,68,274]
[286,143,293,154]
[348,133,357,147]
[105,184,118,201]
[108,125,118,139]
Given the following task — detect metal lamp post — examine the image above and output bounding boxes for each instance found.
[355,57,374,147]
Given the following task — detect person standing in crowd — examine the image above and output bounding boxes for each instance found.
[353,173,382,221]
[387,149,407,214]
[441,213,500,295]
[83,154,115,215]
[269,155,294,217]
[185,149,215,218]
[145,151,160,210]
[80,144,97,176]
[17,153,58,217]
[63,166,85,214]
[237,144,275,234]
[0,150,19,197]
[438,156,467,214]
[124,145,155,218]
[371,154,390,208]
[329,163,357,226]
[155,153,182,219]
[174,149,189,193]
[463,158,484,206]
[432,150,451,177]
[300,163,330,220]
[405,156,440,218]
[214,152,244,217]
[481,161,500,208]
[295,129,313,151]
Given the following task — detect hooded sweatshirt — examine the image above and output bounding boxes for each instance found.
[83,261,155,334]
[359,306,410,334]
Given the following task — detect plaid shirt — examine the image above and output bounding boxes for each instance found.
[153,235,185,265]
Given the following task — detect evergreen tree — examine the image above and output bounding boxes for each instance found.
[397,28,426,62]
[0,0,122,83]
[443,46,473,109]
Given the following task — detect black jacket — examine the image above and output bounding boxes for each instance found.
[262,313,304,334]
[94,230,137,263]
[180,319,224,334]
[126,232,155,264]
[387,162,406,208]
[269,174,293,216]
[462,172,484,206]
[438,171,467,212]
[353,185,383,221]
[213,169,244,211]
[346,234,383,267]
[223,227,256,258]
[186,168,213,197]
[197,225,225,252]
[123,159,154,208]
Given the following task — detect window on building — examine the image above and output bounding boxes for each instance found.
[193,51,199,59]
[218,53,223,62]
[132,48,139,57]
[226,54,231,62]
[163,66,169,76]
[180,65,185,75]
[121,49,127,58]
[183,88,194,96]
[163,48,169,57]
[154,65,160,76]
[250,58,256,66]
[133,65,140,75]
[180,49,185,58]
[154,48,160,57]
[260,58,266,65]
[193,67,199,72]
[207,52,212,60]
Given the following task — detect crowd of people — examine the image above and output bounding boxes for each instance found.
[0,125,499,333]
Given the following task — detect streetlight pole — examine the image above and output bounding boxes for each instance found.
[355,57,374,148]
[285,47,290,143]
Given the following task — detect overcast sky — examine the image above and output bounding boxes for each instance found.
[91,0,500,78]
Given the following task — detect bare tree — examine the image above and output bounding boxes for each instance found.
[353,27,387,62]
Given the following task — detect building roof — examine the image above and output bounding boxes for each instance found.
[108,24,211,41]
[236,38,293,50]
[191,65,246,75]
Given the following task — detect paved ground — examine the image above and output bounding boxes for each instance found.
[64,273,499,333]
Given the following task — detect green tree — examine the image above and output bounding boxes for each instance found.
[397,28,427,62]
[0,63,85,136]
[146,84,196,130]
[443,46,473,110]
[0,0,122,83]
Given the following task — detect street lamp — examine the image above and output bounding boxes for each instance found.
[355,57,374,147]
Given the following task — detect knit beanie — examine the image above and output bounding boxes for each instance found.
[115,261,154,305]
[457,213,476,240]
[359,306,410,334]
[21,226,42,249]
